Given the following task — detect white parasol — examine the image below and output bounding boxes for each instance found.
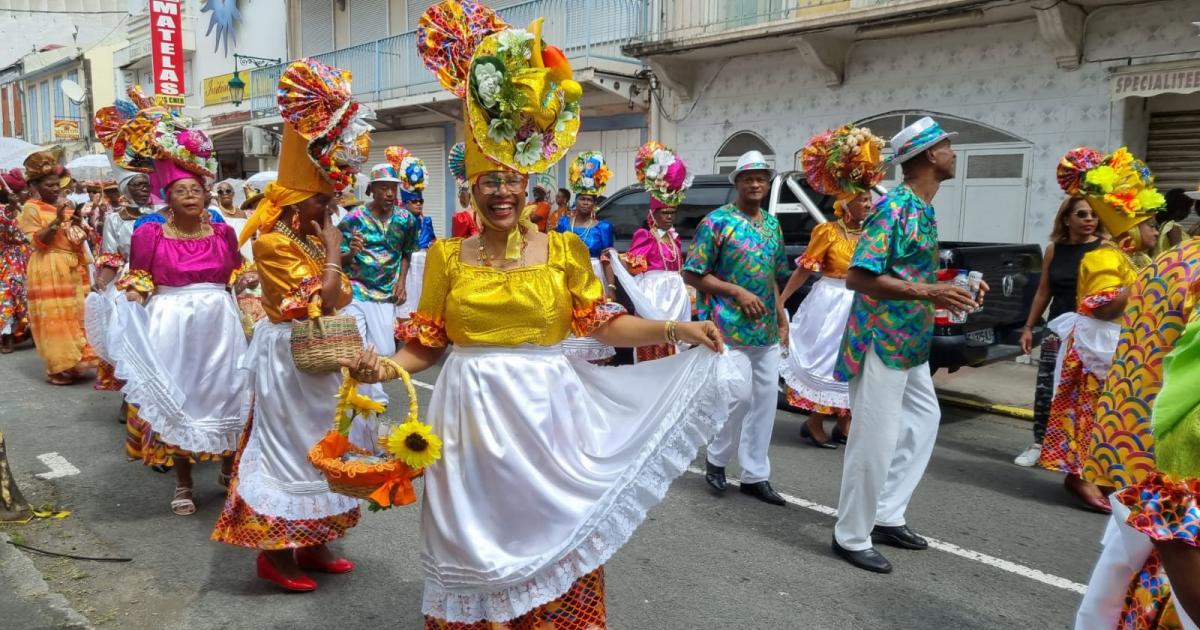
[0,137,39,170]
[65,153,114,181]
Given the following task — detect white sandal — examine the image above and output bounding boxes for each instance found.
[171,486,196,516]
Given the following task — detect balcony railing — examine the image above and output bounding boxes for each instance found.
[634,0,921,46]
[249,0,646,115]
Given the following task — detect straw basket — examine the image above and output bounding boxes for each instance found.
[291,303,363,373]
[308,368,422,510]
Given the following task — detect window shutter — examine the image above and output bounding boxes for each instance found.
[301,0,334,56]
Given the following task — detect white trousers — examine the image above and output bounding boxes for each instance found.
[1075,501,1200,630]
[343,299,396,407]
[707,344,781,484]
[835,347,940,551]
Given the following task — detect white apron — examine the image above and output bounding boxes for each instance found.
[234,321,361,520]
[109,283,250,455]
[779,276,855,410]
[420,344,745,623]
[396,249,427,319]
[1047,312,1121,397]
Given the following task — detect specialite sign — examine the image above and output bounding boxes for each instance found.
[150,0,185,102]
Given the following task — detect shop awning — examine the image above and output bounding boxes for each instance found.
[1111,60,1200,100]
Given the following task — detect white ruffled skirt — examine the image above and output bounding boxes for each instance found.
[395,249,427,319]
[420,344,745,623]
[1047,311,1121,396]
[561,258,616,361]
[83,282,120,364]
[234,321,361,521]
[779,276,854,411]
[109,283,250,455]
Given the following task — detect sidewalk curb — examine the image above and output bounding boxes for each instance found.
[938,394,1035,421]
[0,532,93,629]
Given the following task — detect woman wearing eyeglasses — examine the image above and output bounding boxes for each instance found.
[1013,196,1102,468]
[346,9,743,625]
[109,117,248,516]
[556,151,617,363]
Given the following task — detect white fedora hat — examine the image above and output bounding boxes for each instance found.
[728,150,776,184]
[890,116,957,164]
[368,163,401,184]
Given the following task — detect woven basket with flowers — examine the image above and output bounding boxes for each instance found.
[308,365,442,511]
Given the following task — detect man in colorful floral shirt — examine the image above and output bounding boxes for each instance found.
[684,150,790,507]
[338,162,418,409]
[831,118,980,574]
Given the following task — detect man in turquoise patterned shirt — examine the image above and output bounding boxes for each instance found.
[831,118,981,574]
[684,150,790,506]
[338,162,418,410]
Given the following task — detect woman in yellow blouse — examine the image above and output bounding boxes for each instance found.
[346,5,742,627]
[779,191,870,448]
[212,60,370,593]
[1039,149,1160,513]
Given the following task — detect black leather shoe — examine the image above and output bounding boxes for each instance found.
[704,461,727,493]
[832,538,893,574]
[831,426,848,445]
[739,480,786,506]
[871,524,929,550]
[800,424,838,450]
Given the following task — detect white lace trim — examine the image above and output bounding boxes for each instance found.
[420,355,743,623]
[779,358,848,410]
[560,335,615,361]
[234,441,360,520]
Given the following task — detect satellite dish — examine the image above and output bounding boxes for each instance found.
[60,79,85,104]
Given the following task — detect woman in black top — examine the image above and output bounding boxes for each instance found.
[1013,196,1101,467]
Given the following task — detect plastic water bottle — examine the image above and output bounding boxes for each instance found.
[949,270,970,324]
[967,270,984,313]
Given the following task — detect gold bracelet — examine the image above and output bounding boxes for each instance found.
[663,321,671,343]
[665,320,678,345]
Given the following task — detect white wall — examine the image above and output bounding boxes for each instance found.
[667,0,1200,244]
[192,0,289,115]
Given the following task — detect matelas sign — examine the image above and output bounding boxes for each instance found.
[150,0,185,101]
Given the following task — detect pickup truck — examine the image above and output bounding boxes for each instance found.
[596,171,1044,373]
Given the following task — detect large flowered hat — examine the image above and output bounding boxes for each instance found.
[1058,146,1163,237]
[417,0,581,178]
[387,146,426,202]
[276,58,373,193]
[568,151,610,197]
[635,142,692,209]
[93,86,158,173]
[801,124,886,196]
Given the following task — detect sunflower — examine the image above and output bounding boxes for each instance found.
[386,420,443,469]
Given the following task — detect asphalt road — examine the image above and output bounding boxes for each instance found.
[0,344,1103,630]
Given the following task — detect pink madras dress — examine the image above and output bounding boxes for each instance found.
[113,222,250,466]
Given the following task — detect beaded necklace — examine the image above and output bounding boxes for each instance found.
[274,221,326,263]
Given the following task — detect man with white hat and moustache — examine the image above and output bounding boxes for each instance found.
[337,161,418,410]
[684,150,791,506]
[831,117,983,573]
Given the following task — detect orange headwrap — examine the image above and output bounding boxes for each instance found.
[238,124,334,247]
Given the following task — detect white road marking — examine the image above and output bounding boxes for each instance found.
[685,466,1088,594]
[35,452,81,480]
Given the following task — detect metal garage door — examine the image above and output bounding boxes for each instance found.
[367,130,446,237]
[1146,111,1200,192]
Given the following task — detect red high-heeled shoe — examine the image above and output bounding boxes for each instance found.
[295,547,355,574]
[256,552,317,592]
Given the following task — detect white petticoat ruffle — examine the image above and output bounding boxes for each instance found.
[778,276,854,410]
[419,344,745,623]
[1047,311,1121,397]
[234,320,360,521]
[109,283,249,455]
[84,283,120,364]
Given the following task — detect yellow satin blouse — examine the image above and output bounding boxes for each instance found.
[403,232,621,348]
[252,232,351,323]
[1076,244,1138,320]
[796,221,856,278]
